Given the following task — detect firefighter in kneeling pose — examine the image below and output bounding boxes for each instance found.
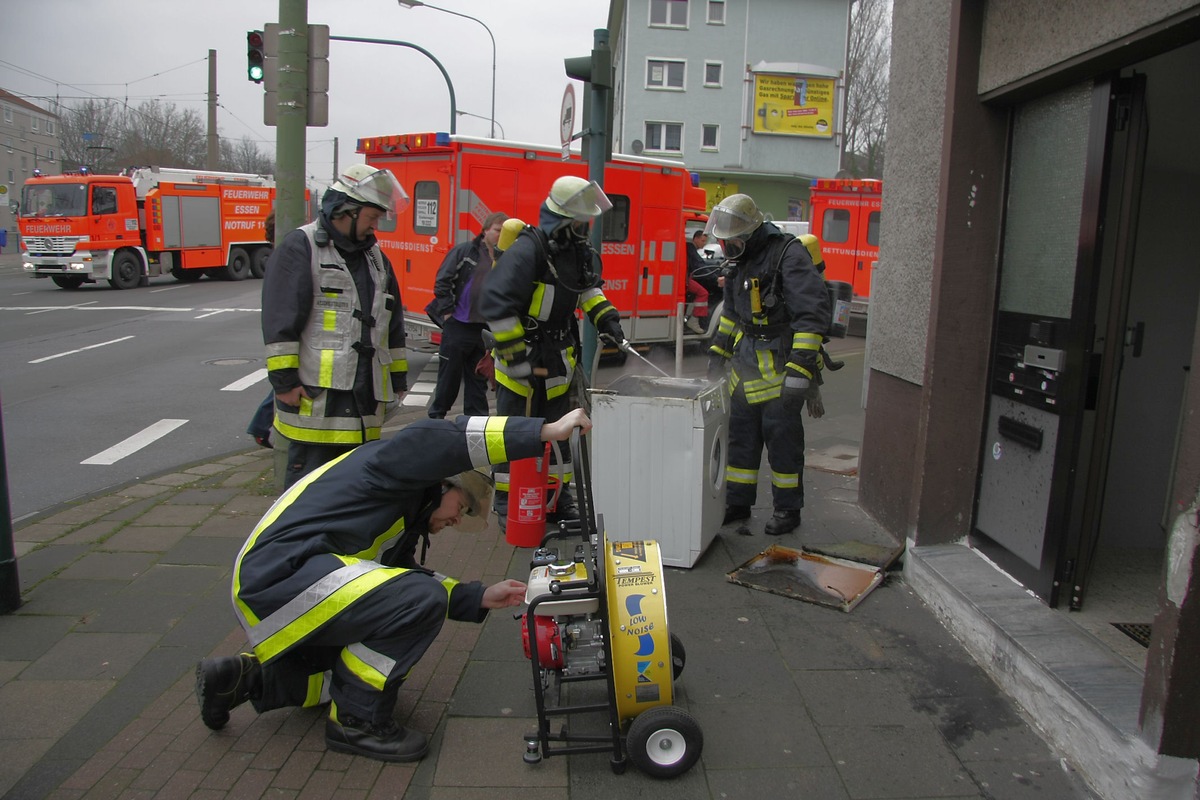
[480,176,625,525]
[195,408,593,762]
[706,193,831,536]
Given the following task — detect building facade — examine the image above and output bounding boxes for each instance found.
[0,89,60,248]
[866,2,1200,797]
[610,0,850,219]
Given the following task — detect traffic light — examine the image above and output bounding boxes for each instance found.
[564,33,614,162]
[247,30,266,83]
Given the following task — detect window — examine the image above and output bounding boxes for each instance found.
[822,209,851,243]
[701,125,719,150]
[31,118,38,132]
[47,148,55,162]
[707,0,726,24]
[3,107,11,124]
[600,195,630,243]
[6,169,13,184]
[644,122,683,154]
[4,138,11,153]
[92,186,118,215]
[866,211,880,246]
[647,59,685,90]
[704,61,722,87]
[650,0,687,27]
[32,146,37,162]
[46,120,54,135]
[411,181,439,236]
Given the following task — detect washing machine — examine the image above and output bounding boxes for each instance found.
[588,375,728,568]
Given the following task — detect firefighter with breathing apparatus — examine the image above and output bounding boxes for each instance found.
[261,164,411,487]
[480,175,625,526]
[705,193,831,536]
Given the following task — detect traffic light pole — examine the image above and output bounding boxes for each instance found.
[566,28,613,381]
[0,395,21,614]
[275,0,309,237]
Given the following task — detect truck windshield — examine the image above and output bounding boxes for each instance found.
[20,182,87,217]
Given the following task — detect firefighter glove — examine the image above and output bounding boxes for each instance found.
[505,356,533,380]
[786,349,819,382]
[707,355,728,381]
[782,374,811,406]
[597,315,625,344]
[804,382,825,419]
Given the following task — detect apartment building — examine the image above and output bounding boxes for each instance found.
[610,0,851,219]
[0,88,60,248]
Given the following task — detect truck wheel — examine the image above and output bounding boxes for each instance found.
[625,707,703,778]
[223,247,250,281]
[250,247,271,279]
[171,265,203,282]
[51,276,86,290]
[108,251,142,290]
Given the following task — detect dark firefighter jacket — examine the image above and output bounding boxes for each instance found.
[709,222,831,404]
[261,216,408,445]
[231,415,547,665]
[425,233,492,325]
[479,204,620,399]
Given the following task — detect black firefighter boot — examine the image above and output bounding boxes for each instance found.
[326,706,430,762]
[764,510,802,536]
[723,504,751,525]
[195,653,262,730]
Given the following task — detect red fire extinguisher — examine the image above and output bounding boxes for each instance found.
[506,443,561,548]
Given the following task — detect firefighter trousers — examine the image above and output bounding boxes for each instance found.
[492,382,573,520]
[250,571,448,726]
[429,319,489,418]
[725,390,806,511]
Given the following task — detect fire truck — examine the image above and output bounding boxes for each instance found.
[355,132,713,346]
[808,178,881,317]
[18,166,276,290]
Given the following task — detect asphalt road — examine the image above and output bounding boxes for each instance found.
[0,263,424,522]
[0,254,866,523]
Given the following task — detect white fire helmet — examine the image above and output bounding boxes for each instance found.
[703,193,764,240]
[330,164,410,219]
[545,176,613,221]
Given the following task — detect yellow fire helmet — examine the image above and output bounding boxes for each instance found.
[799,233,825,268]
[497,217,527,252]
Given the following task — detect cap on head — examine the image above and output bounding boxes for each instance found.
[444,468,494,532]
[703,193,764,240]
[799,233,824,267]
[329,164,411,218]
[545,176,613,221]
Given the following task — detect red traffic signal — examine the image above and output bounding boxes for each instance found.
[247,30,265,83]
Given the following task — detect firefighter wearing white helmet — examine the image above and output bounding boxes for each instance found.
[480,175,624,526]
[706,193,831,537]
[261,163,412,487]
[196,408,593,762]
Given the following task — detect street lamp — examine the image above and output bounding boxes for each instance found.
[457,110,504,139]
[398,0,496,139]
[331,35,457,134]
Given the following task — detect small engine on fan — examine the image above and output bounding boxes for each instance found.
[518,527,703,779]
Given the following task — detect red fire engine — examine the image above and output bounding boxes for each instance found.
[356,132,712,346]
[18,166,276,290]
[808,178,881,317]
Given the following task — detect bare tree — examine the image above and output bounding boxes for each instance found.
[117,100,206,169]
[219,135,275,175]
[841,0,891,179]
[52,98,124,172]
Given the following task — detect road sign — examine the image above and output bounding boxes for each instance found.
[560,84,576,147]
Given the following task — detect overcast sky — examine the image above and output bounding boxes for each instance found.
[2,0,610,189]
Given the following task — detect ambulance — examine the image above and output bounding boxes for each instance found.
[356,131,713,346]
[808,177,881,317]
[18,166,276,290]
